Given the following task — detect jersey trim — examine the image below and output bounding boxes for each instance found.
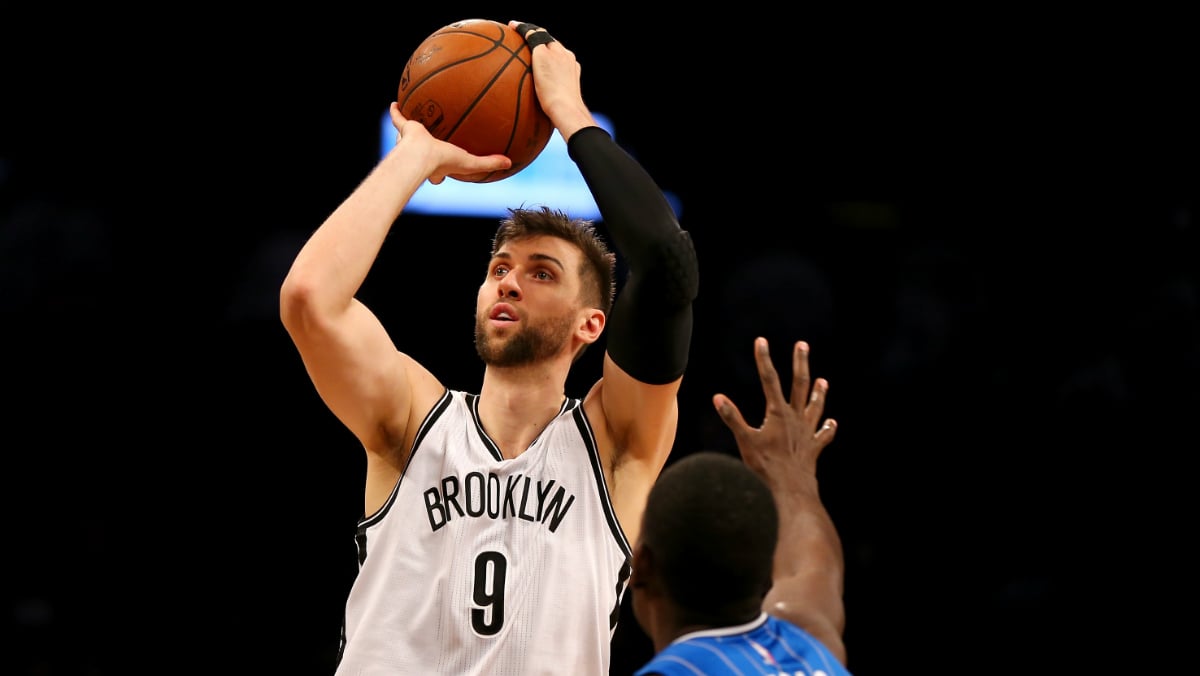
[572,404,634,631]
[356,388,454,550]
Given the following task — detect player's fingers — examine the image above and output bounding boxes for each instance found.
[753,337,786,407]
[390,102,407,130]
[713,393,750,439]
[789,341,812,413]
[512,20,540,34]
[814,418,838,446]
[511,20,557,48]
[526,31,556,48]
[804,376,832,432]
[447,155,513,183]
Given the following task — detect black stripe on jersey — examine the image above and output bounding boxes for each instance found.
[571,405,633,559]
[408,389,453,477]
[610,557,632,633]
[464,393,504,461]
[464,392,576,461]
[408,389,453,468]
[572,405,634,632]
[360,389,454,532]
[405,388,455,474]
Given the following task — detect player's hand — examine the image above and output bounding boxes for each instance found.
[509,20,594,140]
[389,102,511,184]
[713,338,837,488]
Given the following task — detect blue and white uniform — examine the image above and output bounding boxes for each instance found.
[635,613,852,676]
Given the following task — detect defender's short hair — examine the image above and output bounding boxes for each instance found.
[641,451,778,621]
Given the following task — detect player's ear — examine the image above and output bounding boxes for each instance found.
[576,308,605,344]
[629,542,653,590]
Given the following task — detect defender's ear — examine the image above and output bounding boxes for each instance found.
[629,541,653,590]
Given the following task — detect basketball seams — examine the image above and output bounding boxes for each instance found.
[452,52,532,155]
[442,43,531,146]
[410,63,528,153]
[402,39,531,151]
[399,35,516,104]
[396,18,551,182]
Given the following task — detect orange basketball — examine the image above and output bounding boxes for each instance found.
[397,19,553,183]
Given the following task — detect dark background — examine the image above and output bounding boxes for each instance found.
[4,5,1196,674]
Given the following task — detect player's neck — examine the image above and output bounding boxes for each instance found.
[480,354,571,395]
[478,368,569,459]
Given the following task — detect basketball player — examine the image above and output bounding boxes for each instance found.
[279,19,697,676]
[632,338,851,675]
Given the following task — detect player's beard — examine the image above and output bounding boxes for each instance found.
[475,310,576,368]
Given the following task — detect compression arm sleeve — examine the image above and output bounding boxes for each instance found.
[567,126,699,384]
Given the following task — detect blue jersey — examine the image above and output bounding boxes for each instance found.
[634,613,851,676]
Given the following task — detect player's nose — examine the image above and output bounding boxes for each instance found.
[497,271,522,299]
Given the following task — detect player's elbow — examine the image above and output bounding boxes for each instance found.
[279,272,322,334]
[647,230,699,308]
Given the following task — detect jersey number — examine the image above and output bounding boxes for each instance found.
[471,551,507,636]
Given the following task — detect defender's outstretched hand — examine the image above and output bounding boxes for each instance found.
[713,338,837,486]
[713,337,847,664]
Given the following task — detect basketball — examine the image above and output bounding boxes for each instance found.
[397,19,553,183]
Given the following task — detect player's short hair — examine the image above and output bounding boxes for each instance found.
[641,451,778,623]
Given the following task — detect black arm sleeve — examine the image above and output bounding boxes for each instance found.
[567,126,699,384]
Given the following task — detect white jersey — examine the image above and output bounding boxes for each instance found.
[335,389,632,676]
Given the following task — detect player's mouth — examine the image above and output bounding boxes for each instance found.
[489,303,519,323]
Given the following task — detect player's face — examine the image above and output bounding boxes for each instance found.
[475,236,585,367]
